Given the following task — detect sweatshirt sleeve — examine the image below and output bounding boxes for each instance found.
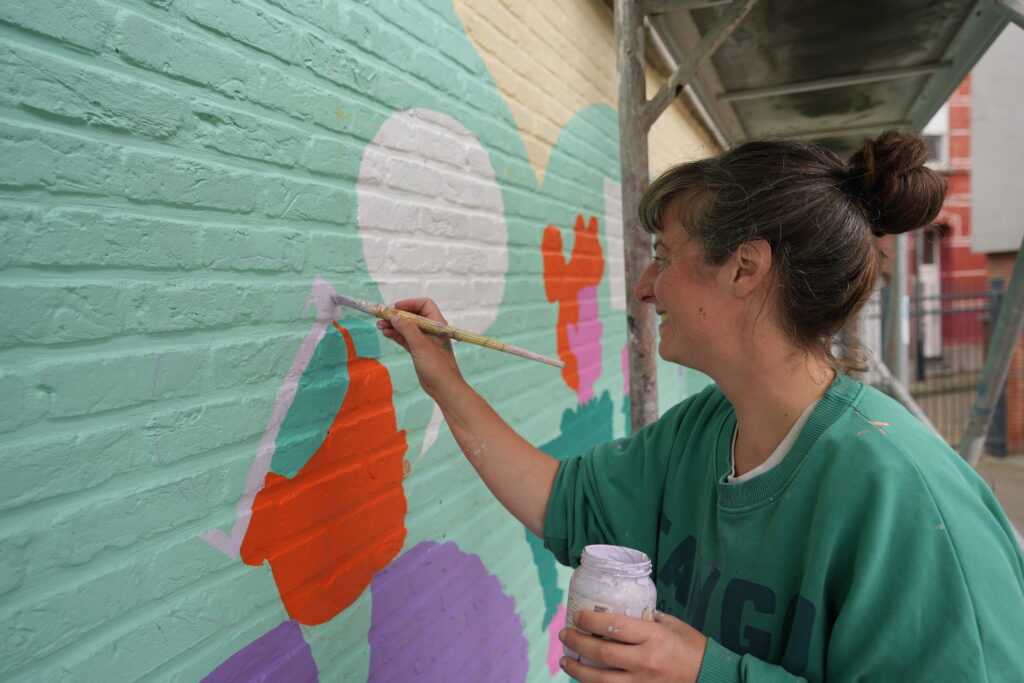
[543,386,720,568]
[818,455,1024,681]
[697,640,807,683]
[542,422,667,568]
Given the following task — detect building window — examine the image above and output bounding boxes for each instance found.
[923,134,944,166]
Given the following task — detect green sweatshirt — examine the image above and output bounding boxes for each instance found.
[544,373,1024,681]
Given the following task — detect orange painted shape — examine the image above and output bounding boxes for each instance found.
[241,323,408,626]
[541,214,605,391]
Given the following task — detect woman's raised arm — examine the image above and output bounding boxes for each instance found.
[378,297,559,537]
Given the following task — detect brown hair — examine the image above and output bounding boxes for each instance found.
[638,131,947,372]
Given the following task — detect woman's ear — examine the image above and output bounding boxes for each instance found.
[729,240,772,296]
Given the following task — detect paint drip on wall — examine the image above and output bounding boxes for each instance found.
[240,321,408,626]
[541,214,605,402]
[367,541,529,682]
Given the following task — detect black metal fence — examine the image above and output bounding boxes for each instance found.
[860,277,1008,456]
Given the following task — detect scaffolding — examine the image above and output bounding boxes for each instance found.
[615,0,1024,466]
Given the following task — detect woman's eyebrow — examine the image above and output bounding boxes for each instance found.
[653,239,668,253]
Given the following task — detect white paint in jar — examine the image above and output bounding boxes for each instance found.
[563,544,657,668]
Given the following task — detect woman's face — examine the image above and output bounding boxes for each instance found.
[634,221,732,371]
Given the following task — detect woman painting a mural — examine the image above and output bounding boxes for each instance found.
[377,131,1024,681]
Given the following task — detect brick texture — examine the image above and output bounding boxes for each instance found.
[0,0,707,680]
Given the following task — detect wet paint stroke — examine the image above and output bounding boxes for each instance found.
[200,275,341,559]
[542,214,605,400]
[367,541,529,682]
[240,321,408,626]
[270,321,349,479]
[201,620,318,683]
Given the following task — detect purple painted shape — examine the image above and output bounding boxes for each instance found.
[202,620,318,683]
[368,541,529,683]
[567,285,603,404]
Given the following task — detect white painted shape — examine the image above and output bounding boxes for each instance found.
[358,109,509,462]
[604,178,626,310]
[418,403,445,461]
[357,108,508,329]
[200,275,340,559]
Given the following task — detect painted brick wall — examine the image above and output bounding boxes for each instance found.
[0,0,712,680]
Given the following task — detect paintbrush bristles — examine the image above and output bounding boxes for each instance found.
[332,293,565,369]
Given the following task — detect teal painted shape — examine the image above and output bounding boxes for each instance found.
[270,325,349,479]
[513,105,625,635]
[529,390,615,629]
[344,317,381,360]
[271,319,381,479]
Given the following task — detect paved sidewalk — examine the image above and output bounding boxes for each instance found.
[975,455,1024,548]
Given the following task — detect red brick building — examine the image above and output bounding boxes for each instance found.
[912,72,1023,454]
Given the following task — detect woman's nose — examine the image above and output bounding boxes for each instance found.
[634,261,657,304]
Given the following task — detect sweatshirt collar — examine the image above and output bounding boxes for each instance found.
[715,373,864,511]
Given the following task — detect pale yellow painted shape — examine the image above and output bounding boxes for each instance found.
[453,0,714,184]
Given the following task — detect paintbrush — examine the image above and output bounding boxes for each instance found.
[333,293,565,369]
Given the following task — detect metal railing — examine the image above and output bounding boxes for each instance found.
[860,276,1010,456]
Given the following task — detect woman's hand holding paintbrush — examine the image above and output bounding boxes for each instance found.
[375,298,467,401]
[377,297,560,536]
[335,293,563,368]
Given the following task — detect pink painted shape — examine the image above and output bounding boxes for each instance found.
[546,605,568,676]
[566,286,603,404]
[200,275,340,559]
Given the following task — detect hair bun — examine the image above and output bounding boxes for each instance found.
[845,131,947,236]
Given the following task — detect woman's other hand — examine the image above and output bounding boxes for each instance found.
[559,610,707,682]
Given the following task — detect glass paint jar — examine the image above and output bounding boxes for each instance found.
[563,544,657,668]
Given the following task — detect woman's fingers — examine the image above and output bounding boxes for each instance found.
[376,298,463,400]
[653,609,689,633]
[571,610,652,644]
[559,610,706,682]
[560,611,658,672]
[375,297,450,354]
[558,656,631,683]
[393,297,448,324]
[375,320,409,351]
[560,629,634,671]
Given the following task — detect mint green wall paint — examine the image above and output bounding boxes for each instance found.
[0,1,701,680]
[270,319,380,479]
[271,326,348,479]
